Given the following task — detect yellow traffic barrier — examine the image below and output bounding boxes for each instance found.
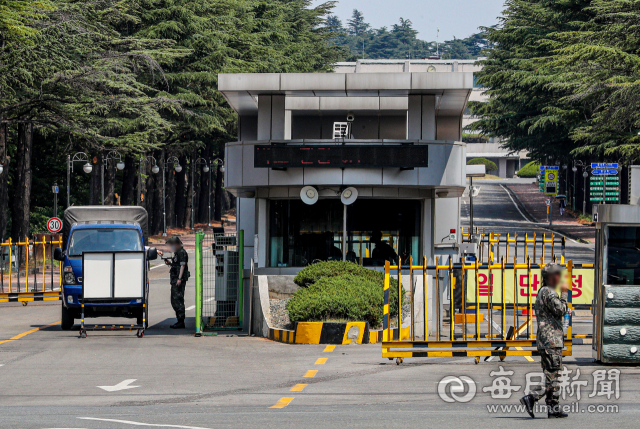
[382,257,574,364]
[0,236,63,302]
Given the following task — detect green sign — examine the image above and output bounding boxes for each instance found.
[591,196,620,202]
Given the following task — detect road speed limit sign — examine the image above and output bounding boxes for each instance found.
[47,217,63,233]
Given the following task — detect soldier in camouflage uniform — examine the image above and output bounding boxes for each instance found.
[520,263,570,419]
[159,236,189,329]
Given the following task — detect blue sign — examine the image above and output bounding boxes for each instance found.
[539,166,546,170]
[591,169,618,176]
[591,163,619,169]
[546,166,559,170]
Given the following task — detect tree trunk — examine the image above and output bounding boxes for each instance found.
[89,155,101,205]
[10,123,33,241]
[104,160,116,205]
[174,155,187,227]
[166,155,176,227]
[0,123,8,240]
[120,155,137,206]
[198,162,209,224]
[184,156,193,229]
[214,163,223,221]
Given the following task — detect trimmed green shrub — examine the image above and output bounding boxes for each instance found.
[294,261,384,287]
[286,274,399,327]
[467,157,498,172]
[517,161,540,178]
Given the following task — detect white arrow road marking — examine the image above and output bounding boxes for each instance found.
[97,379,140,392]
[78,417,209,429]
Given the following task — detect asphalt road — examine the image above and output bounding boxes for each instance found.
[1,187,634,429]
[462,182,595,264]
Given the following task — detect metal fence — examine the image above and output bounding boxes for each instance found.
[1,236,63,303]
[382,257,574,364]
[195,230,244,334]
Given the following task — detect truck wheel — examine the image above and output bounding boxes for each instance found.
[61,305,75,330]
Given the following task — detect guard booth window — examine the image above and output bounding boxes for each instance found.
[268,199,421,267]
[606,226,640,285]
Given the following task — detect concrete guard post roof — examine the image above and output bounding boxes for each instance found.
[218,72,474,117]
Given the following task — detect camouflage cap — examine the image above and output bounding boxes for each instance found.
[165,235,182,245]
[541,263,564,279]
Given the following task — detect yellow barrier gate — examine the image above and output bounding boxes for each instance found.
[382,256,574,364]
[0,237,63,304]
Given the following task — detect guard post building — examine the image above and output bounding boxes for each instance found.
[218,69,472,306]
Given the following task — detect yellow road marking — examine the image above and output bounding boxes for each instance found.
[303,370,318,378]
[323,345,335,352]
[0,321,61,345]
[269,397,294,409]
[290,384,307,392]
[314,357,327,365]
[515,347,535,362]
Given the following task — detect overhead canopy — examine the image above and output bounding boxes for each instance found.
[63,206,149,247]
[218,72,474,117]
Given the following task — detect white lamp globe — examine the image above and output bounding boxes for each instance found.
[203,165,210,173]
[116,160,125,170]
[175,164,182,173]
[152,165,160,174]
[83,162,93,174]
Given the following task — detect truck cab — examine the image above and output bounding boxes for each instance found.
[54,207,157,330]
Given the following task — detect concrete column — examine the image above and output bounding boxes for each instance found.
[271,95,286,139]
[238,198,256,270]
[257,95,272,140]
[256,198,268,267]
[407,95,422,139]
[284,110,292,140]
[421,95,436,140]
[423,198,435,264]
[498,158,507,178]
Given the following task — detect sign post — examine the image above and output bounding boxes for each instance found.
[52,183,59,218]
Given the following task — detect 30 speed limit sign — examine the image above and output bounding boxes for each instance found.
[47,217,63,233]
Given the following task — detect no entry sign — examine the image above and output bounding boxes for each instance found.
[47,217,63,233]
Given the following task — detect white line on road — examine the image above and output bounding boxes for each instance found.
[499,184,530,223]
[77,417,210,429]
[97,379,140,392]
[150,264,167,270]
[186,297,214,311]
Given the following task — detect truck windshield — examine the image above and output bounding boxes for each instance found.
[68,228,142,256]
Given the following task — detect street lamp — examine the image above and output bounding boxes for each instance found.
[67,152,93,207]
[583,170,589,215]
[138,155,159,206]
[192,158,210,230]
[572,165,578,210]
[162,155,181,236]
[101,150,124,205]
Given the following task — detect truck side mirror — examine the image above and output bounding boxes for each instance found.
[147,247,158,261]
[53,247,64,261]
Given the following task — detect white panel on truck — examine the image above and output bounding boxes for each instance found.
[114,253,145,298]
[83,253,113,299]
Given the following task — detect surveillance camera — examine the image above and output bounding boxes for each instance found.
[346,112,355,122]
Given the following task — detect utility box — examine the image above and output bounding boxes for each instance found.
[213,234,239,321]
[592,204,640,364]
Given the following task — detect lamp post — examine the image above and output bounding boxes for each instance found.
[210,159,224,227]
[162,155,181,236]
[583,170,589,215]
[138,155,159,206]
[67,152,93,207]
[192,158,210,230]
[101,150,124,205]
[572,165,578,211]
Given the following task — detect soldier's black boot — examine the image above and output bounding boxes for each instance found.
[520,394,535,418]
[170,319,185,329]
[547,405,568,418]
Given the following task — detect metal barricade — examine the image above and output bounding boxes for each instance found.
[382,256,574,363]
[0,236,63,303]
[195,230,244,334]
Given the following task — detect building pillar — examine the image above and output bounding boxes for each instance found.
[257,95,272,140]
[421,95,436,140]
[498,158,507,178]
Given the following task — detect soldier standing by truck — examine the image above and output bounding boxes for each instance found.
[520,263,570,419]
[158,236,189,329]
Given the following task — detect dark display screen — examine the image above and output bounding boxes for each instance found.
[254,144,428,169]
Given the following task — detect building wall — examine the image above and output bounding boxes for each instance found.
[291,115,406,140]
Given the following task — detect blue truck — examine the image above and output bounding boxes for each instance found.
[54,206,157,330]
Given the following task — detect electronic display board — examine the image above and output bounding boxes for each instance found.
[254,144,428,169]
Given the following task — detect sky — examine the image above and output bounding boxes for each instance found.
[312,0,506,41]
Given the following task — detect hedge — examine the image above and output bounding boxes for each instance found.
[517,161,540,178]
[286,274,399,327]
[293,261,385,287]
[467,157,498,172]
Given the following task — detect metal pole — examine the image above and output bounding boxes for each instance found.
[549,200,553,226]
[162,156,167,236]
[208,161,212,227]
[67,155,70,207]
[583,174,587,214]
[191,158,195,230]
[53,183,58,218]
[137,159,142,206]
[342,204,347,261]
[469,176,474,233]
[101,160,105,205]
[572,170,576,211]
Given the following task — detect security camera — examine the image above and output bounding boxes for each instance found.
[346,112,355,122]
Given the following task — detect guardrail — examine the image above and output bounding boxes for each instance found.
[0,236,63,303]
[382,256,574,364]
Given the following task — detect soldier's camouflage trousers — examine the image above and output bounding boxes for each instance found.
[531,348,563,408]
[170,279,186,321]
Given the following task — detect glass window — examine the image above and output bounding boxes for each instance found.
[68,228,143,256]
[268,199,421,267]
[606,226,640,285]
